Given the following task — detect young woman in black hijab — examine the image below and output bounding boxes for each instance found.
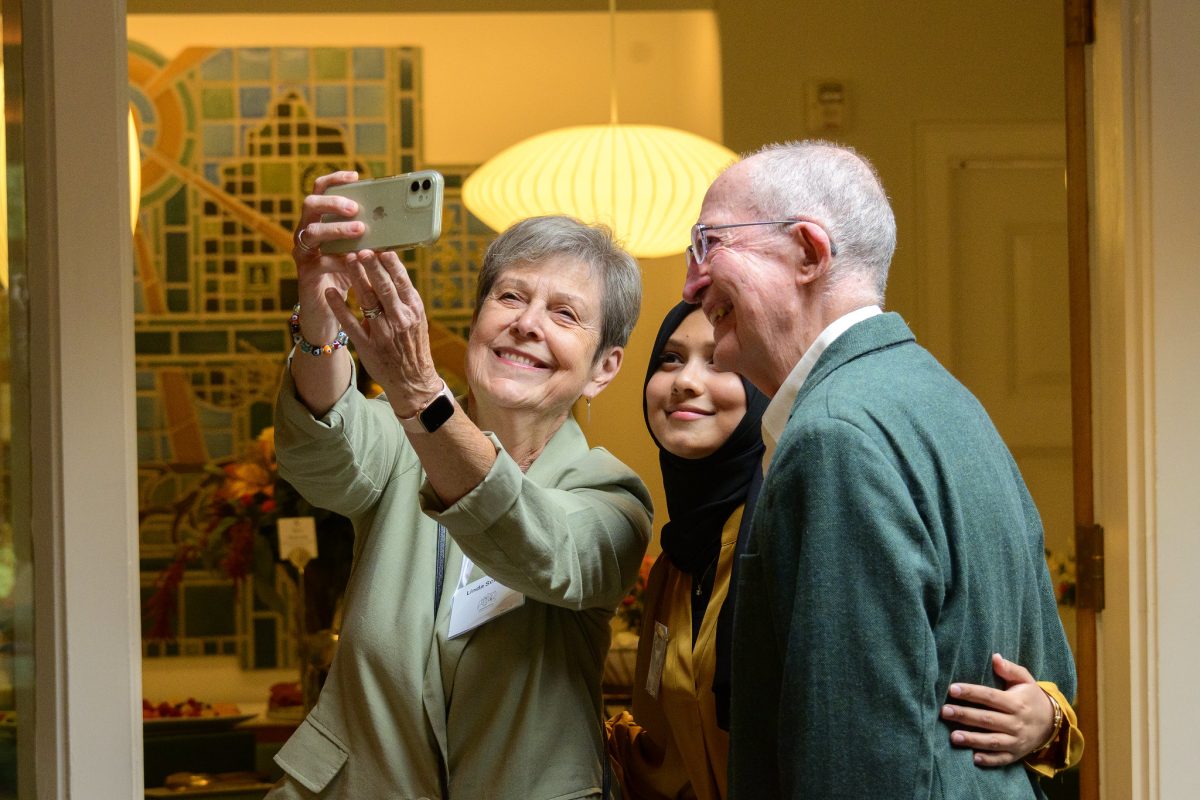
[606,303,1081,800]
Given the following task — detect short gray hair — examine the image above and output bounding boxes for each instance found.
[743,140,896,300]
[474,215,642,356]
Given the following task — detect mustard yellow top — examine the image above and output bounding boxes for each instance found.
[606,505,1082,798]
[1026,681,1085,777]
[606,507,742,800]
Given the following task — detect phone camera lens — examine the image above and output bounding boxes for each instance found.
[410,181,420,192]
[421,179,432,190]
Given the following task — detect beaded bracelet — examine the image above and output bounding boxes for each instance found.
[289,303,349,357]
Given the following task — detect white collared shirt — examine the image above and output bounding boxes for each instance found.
[761,305,883,473]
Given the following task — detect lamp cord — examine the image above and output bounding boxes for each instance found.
[609,0,619,125]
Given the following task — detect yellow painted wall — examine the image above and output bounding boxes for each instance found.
[717,0,1065,326]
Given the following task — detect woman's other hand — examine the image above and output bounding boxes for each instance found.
[331,249,443,419]
[941,652,1055,766]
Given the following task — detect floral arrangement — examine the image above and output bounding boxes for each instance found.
[1045,547,1077,607]
[145,428,280,639]
[615,554,656,633]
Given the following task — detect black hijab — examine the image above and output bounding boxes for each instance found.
[642,301,768,729]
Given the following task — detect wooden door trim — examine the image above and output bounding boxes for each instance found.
[1064,0,1099,797]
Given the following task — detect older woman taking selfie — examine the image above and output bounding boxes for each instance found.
[266,171,652,800]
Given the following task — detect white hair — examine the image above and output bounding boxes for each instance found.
[742,140,896,301]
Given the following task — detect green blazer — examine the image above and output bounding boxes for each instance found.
[269,370,652,800]
[728,313,1075,799]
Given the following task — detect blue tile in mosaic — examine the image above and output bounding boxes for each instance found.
[277,48,311,81]
[237,48,271,81]
[353,48,385,80]
[353,84,386,117]
[200,49,234,81]
[239,86,272,118]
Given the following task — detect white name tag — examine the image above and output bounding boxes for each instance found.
[447,559,524,639]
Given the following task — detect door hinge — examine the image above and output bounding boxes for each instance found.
[1075,523,1105,611]
[1065,0,1096,46]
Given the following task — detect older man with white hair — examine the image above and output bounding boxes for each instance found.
[683,140,1077,798]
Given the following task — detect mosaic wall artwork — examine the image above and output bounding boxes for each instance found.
[130,42,493,666]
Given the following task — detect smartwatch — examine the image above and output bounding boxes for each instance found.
[398,380,456,434]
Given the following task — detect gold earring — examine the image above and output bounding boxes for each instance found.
[586,396,592,424]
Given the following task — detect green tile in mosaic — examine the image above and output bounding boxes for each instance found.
[277,48,310,81]
[204,432,234,460]
[136,395,163,426]
[468,214,493,235]
[253,618,278,669]
[237,48,271,81]
[353,85,386,117]
[166,233,190,282]
[353,48,385,79]
[400,56,413,90]
[240,86,271,119]
[368,160,387,177]
[400,99,414,148]
[136,331,173,355]
[401,155,415,174]
[201,86,235,119]
[136,370,157,390]
[137,433,157,463]
[164,186,188,225]
[179,330,229,354]
[200,49,233,80]
[167,289,190,313]
[314,48,348,80]
[314,84,347,118]
[202,123,235,157]
[259,162,294,195]
[250,402,274,436]
[234,330,285,355]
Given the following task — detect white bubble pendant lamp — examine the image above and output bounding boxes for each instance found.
[462,3,735,259]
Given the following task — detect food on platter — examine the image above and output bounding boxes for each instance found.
[141,697,241,719]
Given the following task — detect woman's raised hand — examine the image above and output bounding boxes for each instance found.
[292,171,365,342]
[327,249,443,419]
[940,652,1056,766]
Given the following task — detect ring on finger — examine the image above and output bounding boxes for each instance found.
[360,305,384,319]
[295,227,320,255]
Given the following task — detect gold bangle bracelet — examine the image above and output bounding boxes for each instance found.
[1034,690,1064,755]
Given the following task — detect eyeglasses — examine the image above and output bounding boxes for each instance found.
[685,219,837,266]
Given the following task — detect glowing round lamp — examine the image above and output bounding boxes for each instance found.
[462,124,736,259]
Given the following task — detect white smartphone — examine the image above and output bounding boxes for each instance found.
[320,170,444,254]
